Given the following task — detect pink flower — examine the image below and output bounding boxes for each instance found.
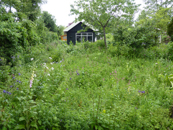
[30,79,33,88]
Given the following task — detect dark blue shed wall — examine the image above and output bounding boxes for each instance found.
[67,22,95,45]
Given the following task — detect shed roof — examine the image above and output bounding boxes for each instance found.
[63,21,98,32]
[64,21,81,32]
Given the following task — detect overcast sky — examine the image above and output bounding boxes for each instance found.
[41,0,145,27]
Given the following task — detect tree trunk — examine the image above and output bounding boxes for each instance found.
[103,27,107,49]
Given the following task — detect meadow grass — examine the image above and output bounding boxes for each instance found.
[1,41,173,130]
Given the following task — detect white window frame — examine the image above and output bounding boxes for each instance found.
[76,32,93,43]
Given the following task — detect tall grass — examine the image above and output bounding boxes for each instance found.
[0,40,173,129]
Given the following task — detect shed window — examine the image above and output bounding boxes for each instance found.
[76,32,93,42]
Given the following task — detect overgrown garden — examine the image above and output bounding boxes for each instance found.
[1,0,173,129]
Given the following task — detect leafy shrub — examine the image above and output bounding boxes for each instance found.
[113,25,160,49]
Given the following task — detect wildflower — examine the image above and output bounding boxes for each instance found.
[13,77,15,79]
[70,78,72,80]
[138,90,145,94]
[49,57,52,59]
[30,71,35,88]
[7,92,11,95]
[11,56,15,59]
[76,71,80,75]
[3,90,7,93]
[0,58,1,61]
[46,66,49,69]
[34,74,36,77]
[30,80,33,88]
[155,63,158,65]
[50,62,53,65]
[19,81,21,83]
[48,74,50,76]
[51,67,54,70]
[17,88,19,90]
[60,61,62,63]
[17,80,19,82]
[31,58,34,61]
[18,73,21,76]
[141,91,145,93]
[66,88,68,90]
[10,85,13,87]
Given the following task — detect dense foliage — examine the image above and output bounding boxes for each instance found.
[0,1,65,65]
[1,40,173,129]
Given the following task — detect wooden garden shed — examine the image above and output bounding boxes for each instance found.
[63,21,96,45]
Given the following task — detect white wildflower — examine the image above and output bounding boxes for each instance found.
[51,67,54,70]
[46,66,49,69]
[48,74,50,76]
[31,58,34,61]
[34,74,37,77]
[49,57,52,59]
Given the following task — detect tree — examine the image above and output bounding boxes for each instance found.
[70,0,138,48]
[57,25,65,37]
[41,11,57,32]
[15,0,46,21]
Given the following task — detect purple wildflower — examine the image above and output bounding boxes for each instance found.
[141,91,145,93]
[0,59,1,61]
[3,90,7,93]
[19,81,21,83]
[70,78,72,80]
[17,88,19,90]
[10,85,13,87]
[66,88,68,90]
[138,90,145,94]
[76,71,80,75]
[18,73,21,76]
[17,80,19,82]
[7,92,11,95]
[13,77,15,79]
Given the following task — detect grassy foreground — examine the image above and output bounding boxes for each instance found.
[1,41,173,130]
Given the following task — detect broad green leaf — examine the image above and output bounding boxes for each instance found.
[15,125,25,129]
[19,117,25,121]
[30,121,38,129]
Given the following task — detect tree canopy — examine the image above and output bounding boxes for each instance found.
[70,0,139,48]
